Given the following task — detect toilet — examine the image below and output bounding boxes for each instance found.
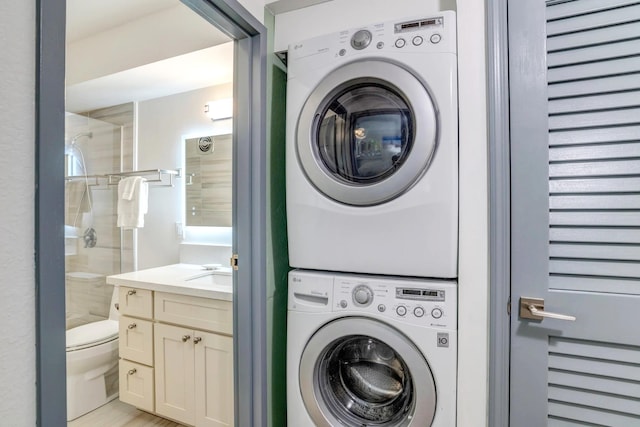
[66,279,120,421]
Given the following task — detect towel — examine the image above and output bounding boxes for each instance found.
[117,176,148,228]
[65,180,90,226]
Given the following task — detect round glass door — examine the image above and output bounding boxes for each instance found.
[299,317,436,427]
[316,82,413,185]
[296,60,438,206]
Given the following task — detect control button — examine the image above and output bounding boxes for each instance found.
[437,332,449,347]
[339,48,346,56]
[430,33,442,44]
[396,305,407,316]
[352,285,373,307]
[394,38,406,48]
[431,308,443,319]
[378,304,386,313]
[414,306,425,317]
[351,29,372,50]
[412,36,424,46]
[376,41,384,49]
[340,300,348,308]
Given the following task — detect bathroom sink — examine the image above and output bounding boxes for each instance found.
[184,271,232,287]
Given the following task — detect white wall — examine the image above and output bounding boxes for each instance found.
[274,1,489,425]
[136,83,233,270]
[239,0,267,24]
[0,1,37,424]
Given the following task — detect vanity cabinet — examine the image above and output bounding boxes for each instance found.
[118,286,233,427]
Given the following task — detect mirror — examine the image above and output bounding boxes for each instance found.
[184,134,232,226]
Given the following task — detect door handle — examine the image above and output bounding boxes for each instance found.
[519,297,576,321]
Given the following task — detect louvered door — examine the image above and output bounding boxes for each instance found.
[510,1,640,425]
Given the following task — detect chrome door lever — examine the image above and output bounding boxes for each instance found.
[519,297,576,321]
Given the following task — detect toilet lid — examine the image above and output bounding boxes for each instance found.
[66,319,118,351]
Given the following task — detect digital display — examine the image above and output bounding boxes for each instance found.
[396,288,445,301]
[395,16,443,33]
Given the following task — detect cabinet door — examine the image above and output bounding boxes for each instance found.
[194,331,234,427]
[154,323,196,426]
[119,359,154,412]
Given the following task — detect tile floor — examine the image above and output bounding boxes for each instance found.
[68,399,185,427]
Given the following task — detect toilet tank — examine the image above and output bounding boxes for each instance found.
[66,272,111,329]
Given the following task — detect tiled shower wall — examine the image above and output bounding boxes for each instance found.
[65,102,135,329]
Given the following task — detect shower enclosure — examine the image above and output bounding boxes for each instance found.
[64,107,135,330]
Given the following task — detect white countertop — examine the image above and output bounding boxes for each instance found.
[107,263,233,301]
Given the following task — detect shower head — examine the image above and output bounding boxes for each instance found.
[70,132,93,144]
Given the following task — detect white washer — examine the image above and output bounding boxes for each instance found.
[286,12,458,278]
[287,269,457,427]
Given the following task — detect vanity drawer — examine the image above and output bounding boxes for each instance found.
[119,316,154,366]
[119,359,154,412]
[154,292,233,335]
[119,287,153,319]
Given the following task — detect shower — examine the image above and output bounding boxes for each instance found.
[66,131,97,248]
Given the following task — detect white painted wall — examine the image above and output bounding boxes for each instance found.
[274,1,489,425]
[239,0,267,24]
[0,1,37,424]
[136,83,233,270]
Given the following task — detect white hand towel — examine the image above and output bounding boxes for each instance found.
[117,176,149,228]
[121,176,138,200]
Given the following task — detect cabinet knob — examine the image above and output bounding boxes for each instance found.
[128,368,137,376]
[127,323,137,329]
[127,289,137,296]
[194,337,202,344]
[182,335,191,342]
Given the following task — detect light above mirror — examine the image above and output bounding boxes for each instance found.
[204,98,233,121]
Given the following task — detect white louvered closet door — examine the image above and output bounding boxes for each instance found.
[509,1,640,425]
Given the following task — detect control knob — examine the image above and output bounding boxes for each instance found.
[351,30,372,50]
[352,285,373,306]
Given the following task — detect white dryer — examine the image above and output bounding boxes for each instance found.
[287,269,457,427]
[286,12,458,278]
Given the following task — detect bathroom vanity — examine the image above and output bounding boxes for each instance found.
[107,264,233,427]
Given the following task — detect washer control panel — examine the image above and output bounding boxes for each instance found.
[332,275,457,329]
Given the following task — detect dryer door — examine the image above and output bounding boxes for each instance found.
[299,317,436,427]
[296,59,438,206]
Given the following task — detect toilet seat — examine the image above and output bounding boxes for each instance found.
[66,320,118,351]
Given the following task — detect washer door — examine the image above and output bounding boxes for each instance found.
[296,59,438,206]
[299,317,437,427]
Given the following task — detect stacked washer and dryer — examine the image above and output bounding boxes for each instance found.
[286,11,459,427]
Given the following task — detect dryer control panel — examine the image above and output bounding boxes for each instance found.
[288,269,457,330]
[287,10,457,70]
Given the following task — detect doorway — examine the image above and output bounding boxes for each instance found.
[36,1,266,426]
